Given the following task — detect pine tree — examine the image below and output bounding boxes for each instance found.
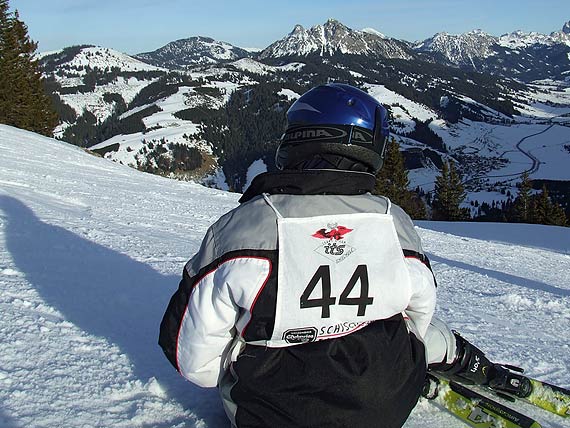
[432,160,469,221]
[512,172,533,223]
[374,137,409,199]
[533,185,550,225]
[374,138,426,219]
[550,202,567,227]
[533,185,567,226]
[432,160,450,220]
[0,2,57,135]
[0,0,11,120]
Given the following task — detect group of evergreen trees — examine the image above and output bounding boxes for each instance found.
[431,160,471,221]
[372,138,468,221]
[474,172,568,226]
[199,82,300,190]
[0,0,57,135]
[373,139,568,226]
[374,138,427,219]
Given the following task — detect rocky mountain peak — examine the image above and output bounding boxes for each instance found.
[323,18,346,29]
[259,19,412,60]
[415,30,498,66]
[548,20,570,46]
[290,24,305,35]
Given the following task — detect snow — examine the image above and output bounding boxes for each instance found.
[243,159,267,192]
[89,85,222,166]
[49,46,165,75]
[58,75,159,123]
[229,58,305,75]
[362,27,386,38]
[1,124,569,428]
[365,83,438,123]
[230,58,272,75]
[46,47,166,126]
[278,88,300,101]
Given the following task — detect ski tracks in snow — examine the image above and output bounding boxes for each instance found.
[418,227,570,385]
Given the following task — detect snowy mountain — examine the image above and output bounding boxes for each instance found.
[499,22,570,49]
[41,45,165,75]
[259,19,413,60]
[550,20,570,46]
[135,36,252,69]
[414,30,498,64]
[1,124,569,427]
[35,19,570,207]
[498,30,559,49]
[414,22,570,80]
[121,19,570,82]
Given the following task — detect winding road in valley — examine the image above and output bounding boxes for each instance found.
[513,123,554,175]
[463,121,561,187]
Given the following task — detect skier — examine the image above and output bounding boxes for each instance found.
[159,83,512,428]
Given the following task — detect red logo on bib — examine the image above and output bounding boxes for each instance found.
[312,225,353,240]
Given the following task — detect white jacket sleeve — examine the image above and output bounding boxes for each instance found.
[161,252,271,387]
[404,257,437,338]
[175,268,237,387]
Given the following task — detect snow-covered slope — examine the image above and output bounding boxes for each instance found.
[1,125,569,427]
[40,46,166,133]
[41,46,165,75]
[228,58,305,75]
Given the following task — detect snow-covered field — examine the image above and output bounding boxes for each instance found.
[1,125,569,428]
[364,82,570,202]
[433,121,570,179]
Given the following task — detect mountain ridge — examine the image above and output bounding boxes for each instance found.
[122,19,570,81]
[135,36,253,69]
[40,19,570,81]
[35,19,570,210]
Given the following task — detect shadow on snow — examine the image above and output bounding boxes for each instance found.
[0,407,22,428]
[0,195,227,428]
[429,253,570,298]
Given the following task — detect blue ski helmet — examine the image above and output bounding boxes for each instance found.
[275,83,389,173]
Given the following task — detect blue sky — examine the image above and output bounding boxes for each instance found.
[9,0,570,54]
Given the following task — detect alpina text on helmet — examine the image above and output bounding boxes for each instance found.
[283,126,347,142]
[351,130,373,144]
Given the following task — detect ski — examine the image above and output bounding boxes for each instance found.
[423,374,542,428]
[482,365,570,418]
[524,378,570,417]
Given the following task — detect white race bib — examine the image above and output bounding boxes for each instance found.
[268,212,412,347]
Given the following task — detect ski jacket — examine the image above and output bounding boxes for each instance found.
[159,169,437,428]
